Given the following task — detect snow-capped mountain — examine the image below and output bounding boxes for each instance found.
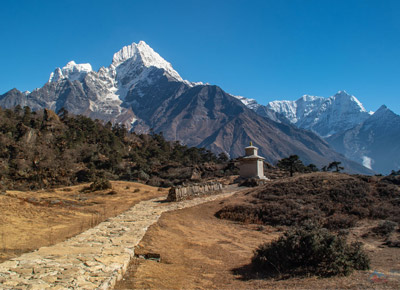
[327,105,400,174]
[0,41,375,174]
[0,41,198,128]
[231,95,289,123]
[234,91,372,137]
[232,91,400,173]
[266,91,371,137]
[49,61,93,82]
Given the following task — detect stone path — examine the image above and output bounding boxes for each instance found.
[0,187,240,289]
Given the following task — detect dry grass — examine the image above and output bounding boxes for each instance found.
[115,189,400,289]
[0,181,168,262]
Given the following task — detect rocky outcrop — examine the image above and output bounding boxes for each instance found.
[167,182,224,201]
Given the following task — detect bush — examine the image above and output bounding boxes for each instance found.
[82,178,112,192]
[239,178,260,187]
[324,214,357,230]
[372,220,398,237]
[252,222,370,277]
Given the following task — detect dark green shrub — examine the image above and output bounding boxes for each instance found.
[252,223,370,277]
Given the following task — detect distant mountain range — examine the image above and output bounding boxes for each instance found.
[235,91,400,174]
[0,41,390,174]
[327,105,400,174]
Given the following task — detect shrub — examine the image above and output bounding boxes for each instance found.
[252,222,370,277]
[384,238,400,247]
[372,220,398,237]
[82,178,112,192]
[324,214,357,230]
[239,178,260,187]
[218,173,400,229]
[76,169,94,183]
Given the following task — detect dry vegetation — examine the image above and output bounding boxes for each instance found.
[216,172,400,230]
[0,181,167,262]
[115,187,400,289]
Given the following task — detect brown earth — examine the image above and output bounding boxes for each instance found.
[115,190,400,289]
[0,181,167,263]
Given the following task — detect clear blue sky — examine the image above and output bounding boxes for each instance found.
[1,0,399,114]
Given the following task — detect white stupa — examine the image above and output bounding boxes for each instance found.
[239,142,267,179]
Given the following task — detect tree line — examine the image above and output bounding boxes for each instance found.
[0,106,234,190]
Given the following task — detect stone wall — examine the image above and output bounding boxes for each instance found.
[167,182,224,201]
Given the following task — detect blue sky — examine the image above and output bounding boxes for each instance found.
[1,0,399,113]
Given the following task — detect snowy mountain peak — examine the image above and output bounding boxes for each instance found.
[112,42,140,66]
[64,60,92,71]
[335,90,350,96]
[49,61,92,83]
[231,95,260,110]
[300,94,323,102]
[264,91,371,137]
[111,41,183,81]
[333,90,367,112]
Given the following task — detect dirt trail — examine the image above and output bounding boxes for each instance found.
[0,186,241,289]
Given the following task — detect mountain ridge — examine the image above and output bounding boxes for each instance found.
[236,91,400,173]
[0,41,374,174]
[327,105,400,174]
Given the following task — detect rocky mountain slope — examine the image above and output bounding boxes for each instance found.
[327,105,400,174]
[0,41,373,174]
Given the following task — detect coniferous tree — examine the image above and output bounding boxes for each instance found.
[328,161,344,172]
[277,155,305,177]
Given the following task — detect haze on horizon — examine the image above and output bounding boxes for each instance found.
[0,0,399,114]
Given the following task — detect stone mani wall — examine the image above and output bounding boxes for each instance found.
[167,182,224,201]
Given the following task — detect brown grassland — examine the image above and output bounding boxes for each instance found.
[0,181,167,262]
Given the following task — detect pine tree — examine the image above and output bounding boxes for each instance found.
[277,155,305,177]
[328,161,344,172]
